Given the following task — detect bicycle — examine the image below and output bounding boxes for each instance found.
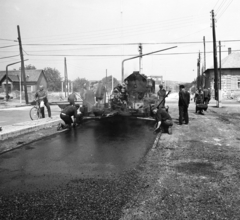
[29,100,44,120]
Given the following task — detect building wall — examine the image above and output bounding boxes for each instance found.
[205,69,240,99]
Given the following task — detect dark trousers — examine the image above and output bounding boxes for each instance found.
[179,105,189,124]
[38,99,51,118]
[44,101,51,117]
[60,113,83,126]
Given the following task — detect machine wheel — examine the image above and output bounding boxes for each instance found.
[30,106,40,120]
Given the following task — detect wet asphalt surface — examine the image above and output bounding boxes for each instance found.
[0,117,156,219]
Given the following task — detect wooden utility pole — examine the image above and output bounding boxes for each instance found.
[139,43,142,74]
[17,25,29,104]
[203,36,206,71]
[64,57,68,97]
[219,41,222,107]
[211,10,219,106]
[197,52,201,89]
[203,36,206,88]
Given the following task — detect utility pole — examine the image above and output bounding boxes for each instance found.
[197,52,201,89]
[203,36,206,88]
[64,57,68,97]
[105,69,107,104]
[17,25,29,104]
[138,43,142,74]
[219,41,222,107]
[211,10,219,107]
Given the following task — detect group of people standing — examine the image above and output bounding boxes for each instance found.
[152,84,212,135]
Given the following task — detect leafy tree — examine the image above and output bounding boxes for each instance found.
[101,75,119,93]
[43,67,62,91]
[73,77,89,98]
[19,64,36,70]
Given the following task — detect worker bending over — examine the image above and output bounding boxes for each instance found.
[152,107,173,134]
[58,104,82,130]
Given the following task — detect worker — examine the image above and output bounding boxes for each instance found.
[95,81,106,107]
[68,92,77,105]
[157,84,168,108]
[83,84,95,115]
[178,85,190,125]
[35,85,51,118]
[57,104,82,130]
[203,88,210,104]
[152,106,173,134]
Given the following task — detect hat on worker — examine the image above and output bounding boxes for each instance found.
[180,85,185,89]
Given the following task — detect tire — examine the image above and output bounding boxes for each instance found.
[30,106,40,120]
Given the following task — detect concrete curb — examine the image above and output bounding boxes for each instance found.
[0,116,61,141]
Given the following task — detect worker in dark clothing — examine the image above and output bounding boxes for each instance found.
[35,85,51,118]
[203,88,210,104]
[157,84,168,108]
[152,107,173,134]
[57,104,82,130]
[68,92,77,105]
[178,85,190,125]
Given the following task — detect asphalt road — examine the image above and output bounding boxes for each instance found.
[0,105,61,126]
[0,117,156,219]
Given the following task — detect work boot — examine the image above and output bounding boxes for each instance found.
[57,123,62,131]
[168,126,172,135]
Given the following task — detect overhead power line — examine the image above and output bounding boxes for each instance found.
[0,55,19,59]
[0,38,17,42]
[21,39,240,46]
[217,0,234,20]
[0,44,18,49]
[26,49,240,57]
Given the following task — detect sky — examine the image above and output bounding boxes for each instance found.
[0,0,239,83]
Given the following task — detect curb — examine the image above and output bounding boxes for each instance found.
[0,117,61,141]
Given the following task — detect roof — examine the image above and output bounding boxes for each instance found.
[0,69,44,82]
[205,52,240,72]
[221,53,240,68]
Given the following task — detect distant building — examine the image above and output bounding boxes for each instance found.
[204,48,240,99]
[0,69,47,93]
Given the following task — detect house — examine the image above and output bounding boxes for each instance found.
[204,48,240,99]
[0,69,47,93]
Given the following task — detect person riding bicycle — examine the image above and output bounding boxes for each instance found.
[34,85,51,118]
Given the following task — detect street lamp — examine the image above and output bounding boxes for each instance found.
[6,59,28,101]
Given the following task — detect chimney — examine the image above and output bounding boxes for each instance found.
[228,48,231,55]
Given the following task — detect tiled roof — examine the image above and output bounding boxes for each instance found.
[0,69,44,82]
[206,53,240,71]
[221,53,240,68]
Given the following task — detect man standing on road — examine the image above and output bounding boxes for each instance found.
[203,88,210,104]
[68,92,77,105]
[157,84,168,108]
[152,107,173,134]
[35,85,51,118]
[178,85,190,125]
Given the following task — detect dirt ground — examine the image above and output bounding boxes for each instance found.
[1,102,240,219]
[120,103,240,220]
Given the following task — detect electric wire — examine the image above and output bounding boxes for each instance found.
[0,55,19,59]
[0,38,17,42]
[217,0,234,20]
[0,45,18,49]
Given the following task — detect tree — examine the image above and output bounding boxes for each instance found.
[101,75,119,93]
[73,77,89,98]
[44,67,62,91]
[19,64,36,70]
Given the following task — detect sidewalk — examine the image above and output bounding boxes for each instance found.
[0,115,61,141]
